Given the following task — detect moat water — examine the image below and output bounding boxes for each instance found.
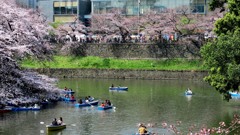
[1,78,240,135]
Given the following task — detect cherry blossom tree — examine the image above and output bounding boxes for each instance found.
[0,0,60,105]
[90,9,139,42]
[54,16,87,43]
[140,6,222,43]
[90,6,222,45]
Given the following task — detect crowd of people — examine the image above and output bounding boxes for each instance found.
[63,33,179,44]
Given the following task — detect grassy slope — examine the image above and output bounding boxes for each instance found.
[20,56,206,71]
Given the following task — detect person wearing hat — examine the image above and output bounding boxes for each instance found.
[138,123,148,135]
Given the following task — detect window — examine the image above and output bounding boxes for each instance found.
[53,1,78,15]
[192,4,205,13]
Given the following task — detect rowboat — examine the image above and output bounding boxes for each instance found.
[0,108,12,113]
[135,132,152,135]
[229,91,240,97]
[61,97,76,102]
[185,90,193,95]
[74,100,99,107]
[97,106,113,110]
[62,91,75,94]
[109,87,128,91]
[11,106,41,111]
[46,123,66,131]
[11,104,41,111]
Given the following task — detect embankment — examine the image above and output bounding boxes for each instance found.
[32,68,208,80]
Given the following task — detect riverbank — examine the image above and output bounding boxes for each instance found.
[20,56,206,70]
[30,68,208,80]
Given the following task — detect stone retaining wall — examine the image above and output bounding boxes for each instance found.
[61,43,201,58]
[32,68,208,80]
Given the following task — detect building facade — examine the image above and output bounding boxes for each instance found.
[16,0,208,22]
[91,0,208,15]
[16,0,91,23]
[16,0,38,8]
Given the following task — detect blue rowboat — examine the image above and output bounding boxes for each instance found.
[109,87,128,91]
[229,92,240,97]
[61,97,76,102]
[75,100,99,107]
[185,90,193,95]
[46,123,66,131]
[62,91,75,94]
[97,106,113,110]
[11,106,40,111]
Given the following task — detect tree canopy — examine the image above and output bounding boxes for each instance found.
[212,0,240,35]
[201,0,240,100]
[201,33,240,101]
[0,0,60,104]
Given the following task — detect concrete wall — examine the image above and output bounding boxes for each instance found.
[32,68,208,80]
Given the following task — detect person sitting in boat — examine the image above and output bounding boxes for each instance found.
[64,87,67,90]
[70,95,75,100]
[138,123,148,135]
[88,96,94,102]
[107,100,111,106]
[85,97,89,103]
[0,103,5,109]
[111,84,114,87]
[78,99,83,104]
[101,102,105,107]
[57,117,63,125]
[186,88,192,93]
[34,104,39,108]
[104,100,108,106]
[65,94,69,98]
[52,118,58,126]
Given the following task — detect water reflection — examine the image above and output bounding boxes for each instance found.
[185,95,192,101]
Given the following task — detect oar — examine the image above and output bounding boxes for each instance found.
[87,102,94,107]
[111,104,116,110]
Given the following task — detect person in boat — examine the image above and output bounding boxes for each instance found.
[70,95,75,100]
[57,117,63,125]
[52,118,58,126]
[111,84,114,87]
[107,100,111,106]
[88,96,94,102]
[65,94,69,98]
[187,88,192,93]
[104,100,108,106]
[85,97,89,103]
[0,103,5,109]
[34,104,39,108]
[78,99,83,104]
[101,102,105,107]
[138,123,148,135]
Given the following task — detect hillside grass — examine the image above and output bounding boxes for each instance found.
[20,56,207,71]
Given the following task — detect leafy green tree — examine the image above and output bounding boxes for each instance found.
[208,0,227,11]
[212,0,240,35]
[201,31,240,101]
